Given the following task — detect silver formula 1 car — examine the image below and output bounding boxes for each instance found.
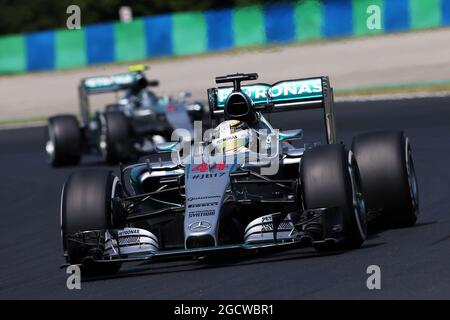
[46,65,205,166]
[60,73,419,276]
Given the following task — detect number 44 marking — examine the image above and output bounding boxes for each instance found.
[192,163,226,172]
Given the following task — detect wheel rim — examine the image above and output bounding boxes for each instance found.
[405,139,419,215]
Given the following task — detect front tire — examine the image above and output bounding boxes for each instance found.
[300,144,367,251]
[352,131,419,228]
[100,111,131,164]
[61,170,122,276]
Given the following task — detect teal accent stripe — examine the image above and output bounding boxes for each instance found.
[0,34,26,73]
[294,0,323,41]
[352,0,385,35]
[172,11,207,55]
[410,0,441,29]
[232,5,265,47]
[114,19,146,62]
[55,29,86,69]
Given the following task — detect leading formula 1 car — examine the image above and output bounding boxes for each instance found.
[60,73,419,276]
[46,65,205,166]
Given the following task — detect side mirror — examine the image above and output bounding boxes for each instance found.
[280,129,303,141]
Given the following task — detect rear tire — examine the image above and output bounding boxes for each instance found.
[61,170,122,276]
[46,115,81,166]
[352,131,419,228]
[100,111,131,164]
[300,144,367,251]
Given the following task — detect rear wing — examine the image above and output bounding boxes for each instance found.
[81,72,140,94]
[78,71,158,126]
[207,76,337,144]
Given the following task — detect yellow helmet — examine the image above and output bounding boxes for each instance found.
[128,64,148,72]
[212,120,250,154]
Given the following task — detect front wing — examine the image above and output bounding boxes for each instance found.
[61,235,340,269]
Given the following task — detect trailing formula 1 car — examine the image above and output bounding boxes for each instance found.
[60,73,419,275]
[46,65,205,166]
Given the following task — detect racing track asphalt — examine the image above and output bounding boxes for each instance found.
[0,96,449,299]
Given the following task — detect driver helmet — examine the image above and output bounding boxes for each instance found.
[212,120,252,154]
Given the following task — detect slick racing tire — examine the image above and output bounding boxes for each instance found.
[300,144,367,251]
[61,170,122,276]
[46,115,81,166]
[352,131,419,228]
[100,111,131,164]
